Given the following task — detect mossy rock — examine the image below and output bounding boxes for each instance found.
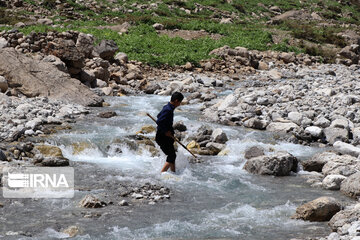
[35,145,64,158]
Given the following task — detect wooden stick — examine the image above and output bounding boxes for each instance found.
[146,113,198,159]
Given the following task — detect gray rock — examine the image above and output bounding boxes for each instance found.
[324,127,349,145]
[330,119,352,130]
[37,18,53,25]
[329,203,360,232]
[243,151,298,176]
[211,128,228,144]
[288,112,303,125]
[340,172,360,199]
[0,149,7,161]
[243,118,268,130]
[322,174,347,190]
[244,146,265,159]
[314,117,331,128]
[205,142,225,155]
[76,33,94,58]
[333,141,360,157]
[42,55,68,73]
[266,121,300,133]
[322,154,360,177]
[0,48,103,106]
[217,94,237,111]
[291,196,341,222]
[93,40,119,61]
[173,121,187,132]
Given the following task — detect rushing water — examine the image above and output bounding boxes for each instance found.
[0,95,354,240]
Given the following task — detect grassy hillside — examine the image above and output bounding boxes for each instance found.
[1,0,360,66]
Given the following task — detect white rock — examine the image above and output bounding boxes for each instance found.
[348,221,360,236]
[288,112,303,125]
[96,79,107,88]
[268,69,282,80]
[0,38,8,49]
[102,87,113,96]
[211,128,228,143]
[217,94,237,111]
[322,174,347,190]
[333,141,360,157]
[25,118,42,130]
[305,126,323,138]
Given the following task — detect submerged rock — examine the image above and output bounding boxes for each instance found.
[79,195,106,208]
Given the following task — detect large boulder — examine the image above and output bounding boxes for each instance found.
[33,145,69,166]
[243,151,298,176]
[322,154,360,177]
[0,48,103,106]
[211,128,228,144]
[75,33,94,58]
[302,151,334,172]
[323,127,349,145]
[340,172,360,199]
[244,146,265,159]
[333,141,360,157]
[291,196,341,222]
[329,203,360,231]
[93,40,119,61]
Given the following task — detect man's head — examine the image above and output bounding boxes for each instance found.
[170,92,184,108]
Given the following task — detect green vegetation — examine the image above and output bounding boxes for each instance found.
[3,0,360,65]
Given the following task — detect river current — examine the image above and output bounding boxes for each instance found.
[2,95,353,240]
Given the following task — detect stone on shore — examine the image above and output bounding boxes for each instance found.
[333,141,360,157]
[266,122,300,133]
[340,172,360,199]
[291,196,341,222]
[322,174,347,190]
[243,151,298,176]
[0,48,103,106]
[322,154,360,177]
[329,203,360,232]
[93,40,119,61]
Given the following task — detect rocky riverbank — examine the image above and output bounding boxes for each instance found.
[0,28,359,239]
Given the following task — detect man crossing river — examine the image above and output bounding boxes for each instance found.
[155,92,184,173]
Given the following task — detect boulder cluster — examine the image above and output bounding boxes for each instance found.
[204,64,360,147]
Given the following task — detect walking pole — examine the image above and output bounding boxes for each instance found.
[146,113,198,159]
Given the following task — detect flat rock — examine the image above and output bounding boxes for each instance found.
[0,48,102,106]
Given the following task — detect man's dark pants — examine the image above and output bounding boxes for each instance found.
[155,132,176,163]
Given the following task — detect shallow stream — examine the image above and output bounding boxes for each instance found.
[0,95,354,240]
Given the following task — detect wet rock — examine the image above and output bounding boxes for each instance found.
[173,121,187,132]
[33,145,69,166]
[291,196,341,222]
[205,142,225,155]
[34,145,64,158]
[62,226,80,238]
[340,172,360,199]
[79,195,106,208]
[119,200,129,206]
[322,174,347,190]
[137,125,156,134]
[243,118,268,130]
[211,128,228,144]
[93,40,119,61]
[97,111,117,118]
[244,146,265,159]
[243,151,298,176]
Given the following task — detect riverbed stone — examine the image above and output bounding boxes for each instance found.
[266,121,300,133]
[322,154,360,177]
[314,117,331,128]
[322,174,347,190]
[244,146,265,159]
[324,127,349,145]
[79,195,105,208]
[291,196,341,222]
[333,141,360,157]
[288,112,303,125]
[211,128,228,144]
[340,172,360,199]
[304,126,323,138]
[243,151,298,176]
[329,203,360,232]
[243,118,268,130]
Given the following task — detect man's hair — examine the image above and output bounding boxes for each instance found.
[171,92,184,102]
